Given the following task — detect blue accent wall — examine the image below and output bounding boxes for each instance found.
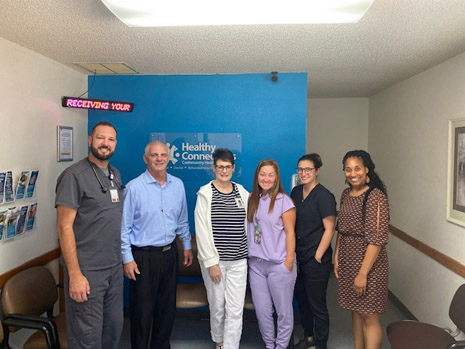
[88,73,307,226]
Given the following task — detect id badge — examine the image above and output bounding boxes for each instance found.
[110,189,120,203]
[254,224,261,244]
[235,197,244,208]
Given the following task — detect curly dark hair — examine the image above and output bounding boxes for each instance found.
[342,150,387,220]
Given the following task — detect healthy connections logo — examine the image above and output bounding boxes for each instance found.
[166,141,217,167]
[166,143,179,164]
[150,133,241,176]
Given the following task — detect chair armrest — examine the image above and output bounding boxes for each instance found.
[4,313,58,342]
[2,314,59,349]
[449,341,465,348]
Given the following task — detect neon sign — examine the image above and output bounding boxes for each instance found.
[61,97,134,112]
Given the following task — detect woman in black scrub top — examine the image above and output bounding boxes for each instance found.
[291,153,336,349]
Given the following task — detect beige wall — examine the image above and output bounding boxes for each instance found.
[307,98,369,203]
[369,51,465,327]
[0,38,87,274]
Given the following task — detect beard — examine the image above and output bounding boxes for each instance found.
[90,143,115,161]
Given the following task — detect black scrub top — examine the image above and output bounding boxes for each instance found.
[290,183,336,263]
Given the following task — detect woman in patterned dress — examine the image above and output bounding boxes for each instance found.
[195,148,249,349]
[334,150,389,349]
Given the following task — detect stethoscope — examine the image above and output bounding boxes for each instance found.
[87,158,124,193]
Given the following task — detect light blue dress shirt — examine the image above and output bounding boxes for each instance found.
[121,170,192,264]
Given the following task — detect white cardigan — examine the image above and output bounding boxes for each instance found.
[194,180,249,268]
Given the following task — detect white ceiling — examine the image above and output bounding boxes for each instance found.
[1,0,465,97]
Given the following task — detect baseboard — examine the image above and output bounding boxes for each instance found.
[388,290,417,320]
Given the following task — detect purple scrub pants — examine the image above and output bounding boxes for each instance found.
[249,258,297,349]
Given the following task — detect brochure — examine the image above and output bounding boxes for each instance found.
[15,171,31,200]
[0,209,6,242]
[5,208,18,239]
[26,170,39,198]
[16,205,29,235]
[25,203,37,231]
[0,171,5,204]
[5,171,14,203]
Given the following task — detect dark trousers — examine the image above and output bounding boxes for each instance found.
[294,257,331,349]
[64,264,124,349]
[129,243,178,349]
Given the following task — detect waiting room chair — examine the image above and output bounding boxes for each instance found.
[387,283,465,349]
[0,320,4,348]
[176,237,208,309]
[1,266,68,348]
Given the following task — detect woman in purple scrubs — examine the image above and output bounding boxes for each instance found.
[247,159,297,349]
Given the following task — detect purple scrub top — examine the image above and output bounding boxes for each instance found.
[247,192,295,263]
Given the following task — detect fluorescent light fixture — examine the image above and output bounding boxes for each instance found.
[101,0,375,27]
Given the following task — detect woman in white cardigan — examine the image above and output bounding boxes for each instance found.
[195,148,249,349]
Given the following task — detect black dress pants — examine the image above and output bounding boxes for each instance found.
[129,243,178,349]
[295,257,331,349]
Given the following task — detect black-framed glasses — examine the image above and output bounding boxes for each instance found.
[296,167,315,174]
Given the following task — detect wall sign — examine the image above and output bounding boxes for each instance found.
[57,126,73,162]
[62,96,134,112]
[447,117,465,227]
[150,133,242,180]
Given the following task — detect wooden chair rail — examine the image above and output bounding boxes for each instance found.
[1,228,464,289]
[389,224,465,278]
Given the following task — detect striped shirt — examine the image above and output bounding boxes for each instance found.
[211,183,247,261]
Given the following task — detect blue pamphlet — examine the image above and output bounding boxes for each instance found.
[25,203,37,231]
[16,205,29,235]
[15,171,30,200]
[5,171,14,203]
[26,170,39,198]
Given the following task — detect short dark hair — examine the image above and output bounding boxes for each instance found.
[297,153,323,170]
[90,121,117,136]
[212,148,235,166]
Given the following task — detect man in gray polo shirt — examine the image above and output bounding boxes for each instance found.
[56,121,124,349]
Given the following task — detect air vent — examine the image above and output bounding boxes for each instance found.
[73,62,138,74]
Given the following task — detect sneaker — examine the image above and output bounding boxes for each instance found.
[294,338,315,349]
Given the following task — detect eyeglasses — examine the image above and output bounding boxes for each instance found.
[296,167,315,174]
[215,165,233,172]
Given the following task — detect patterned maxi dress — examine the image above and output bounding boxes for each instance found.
[336,188,389,314]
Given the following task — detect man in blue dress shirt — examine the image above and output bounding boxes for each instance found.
[121,140,193,349]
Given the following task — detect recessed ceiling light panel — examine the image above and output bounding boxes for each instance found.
[101,0,375,27]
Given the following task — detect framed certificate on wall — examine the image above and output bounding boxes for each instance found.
[57,126,73,162]
[447,117,465,227]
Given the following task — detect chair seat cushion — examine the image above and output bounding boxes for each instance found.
[387,320,455,349]
[244,286,254,310]
[176,283,208,308]
[24,313,68,349]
